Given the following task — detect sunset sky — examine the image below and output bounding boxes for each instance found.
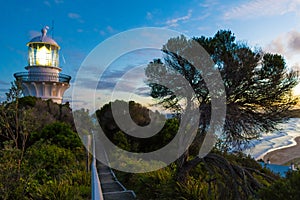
[1,0,300,108]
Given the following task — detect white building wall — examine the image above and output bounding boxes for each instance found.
[22,81,69,104]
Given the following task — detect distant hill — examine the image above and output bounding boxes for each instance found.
[282,109,300,118]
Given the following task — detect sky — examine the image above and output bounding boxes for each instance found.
[1,0,300,111]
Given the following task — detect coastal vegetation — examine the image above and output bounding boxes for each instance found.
[0,29,299,199]
[0,83,91,199]
[98,30,299,199]
[97,100,299,199]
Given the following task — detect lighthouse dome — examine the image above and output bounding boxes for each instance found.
[27,26,60,48]
[28,35,59,47]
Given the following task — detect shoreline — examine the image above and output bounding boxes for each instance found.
[244,118,300,162]
[254,132,297,161]
[263,136,300,165]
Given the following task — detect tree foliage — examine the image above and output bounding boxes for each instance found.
[96,100,178,152]
[30,122,82,150]
[259,171,300,199]
[0,84,90,199]
[96,100,153,135]
[116,151,278,200]
[144,30,299,197]
[146,30,298,148]
[0,81,27,150]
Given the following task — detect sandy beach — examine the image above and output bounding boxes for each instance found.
[263,136,300,165]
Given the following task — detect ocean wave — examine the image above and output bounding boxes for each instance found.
[244,118,300,160]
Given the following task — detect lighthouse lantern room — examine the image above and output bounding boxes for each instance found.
[14,26,71,104]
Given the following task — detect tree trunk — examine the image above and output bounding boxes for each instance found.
[176,156,202,182]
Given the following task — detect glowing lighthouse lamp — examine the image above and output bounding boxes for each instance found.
[14,26,71,104]
[35,45,51,66]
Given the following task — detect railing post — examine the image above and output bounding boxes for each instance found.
[13,72,71,83]
[91,132,104,200]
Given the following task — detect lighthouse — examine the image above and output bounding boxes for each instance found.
[14,26,71,104]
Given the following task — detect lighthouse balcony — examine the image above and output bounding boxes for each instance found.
[14,72,71,84]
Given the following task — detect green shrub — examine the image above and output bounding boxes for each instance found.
[24,142,79,180]
[259,170,300,200]
[30,122,82,150]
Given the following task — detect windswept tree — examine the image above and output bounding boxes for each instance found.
[0,81,24,149]
[145,30,298,197]
[0,81,33,166]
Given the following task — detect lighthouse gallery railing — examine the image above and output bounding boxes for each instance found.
[14,72,71,83]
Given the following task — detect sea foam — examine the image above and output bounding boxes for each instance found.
[244,118,300,160]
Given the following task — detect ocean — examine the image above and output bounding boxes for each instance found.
[244,118,300,160]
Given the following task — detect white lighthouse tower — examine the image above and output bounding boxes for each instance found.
[14,27,71,104]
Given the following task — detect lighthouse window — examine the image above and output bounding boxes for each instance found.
[27,43,60,67]
[28,47,35,66]
[36,45,52,66]
[52,90,57,96]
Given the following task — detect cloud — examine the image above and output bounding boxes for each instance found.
[0,94,6,103]
[199,0,219,8]
[0,80,9,86]
[96,26,116,36]
[165,9,192,27]
[96,65,137,90]
[266,30,300,53]
[0,89,7,93]
[68,12,80,19]
[106,26,115,33]
[74,77,99,90]
[97,80,116,90]
[288,31,300,51]
[43,1,51,7]
[197,26,211,31]
[42,0,63,7]
[71,64,151,111]
[75,64,147,95]
[74,67,128,90]
[93,28,106,36]
[265,30,300,68]
[99,30,106,36]
[0,86,9,102]
[135,86,151,97]
[223,0,300,20]
[146,12,153,20]
[54,0,64,4]
[68,12,84,23]
[28,30,40,38]
[266,35,285,55]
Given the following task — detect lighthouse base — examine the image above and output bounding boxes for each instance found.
[21,81,70,104]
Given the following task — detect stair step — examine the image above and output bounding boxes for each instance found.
[97,161,136,199]
[99,173,116,183]
[103,191,136,200]
[101,182,124,193]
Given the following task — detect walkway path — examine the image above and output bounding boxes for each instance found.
[97,162,136,200]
